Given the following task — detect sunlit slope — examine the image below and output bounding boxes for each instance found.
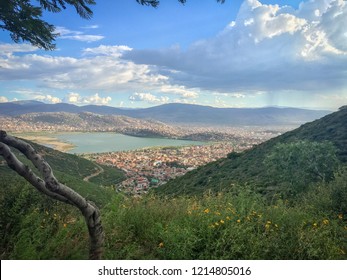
[156,106,347,196]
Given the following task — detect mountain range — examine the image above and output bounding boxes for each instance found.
[0,101,331,126]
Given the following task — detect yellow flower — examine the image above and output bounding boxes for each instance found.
[322,219,329,225]
[226,216,231,220]
[237,219,241,223]
[215,222,220,226]
[204,208,210,214]
[266,221,272,225]
[63,223,67,228]
[220,219,225,224]
[265,224,270,230]
[338,214,343,220]
[158,242,164,248]
[313,223,318,227]
[215,211,221,216]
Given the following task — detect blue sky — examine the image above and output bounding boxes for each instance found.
[0,0,346,110]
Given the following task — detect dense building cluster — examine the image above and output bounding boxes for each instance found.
[86,142,248,194]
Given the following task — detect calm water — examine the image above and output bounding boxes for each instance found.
[54,132,205,154]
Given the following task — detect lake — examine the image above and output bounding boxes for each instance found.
[54,132,205,154]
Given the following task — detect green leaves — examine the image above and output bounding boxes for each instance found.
[264,140,340,195]
[0,0,95,50]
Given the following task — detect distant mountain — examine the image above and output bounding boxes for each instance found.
[0,101,331,126]
[1,111,182,138]
[156,106,347,196]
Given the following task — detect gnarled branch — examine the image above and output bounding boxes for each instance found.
[0,130,104,259]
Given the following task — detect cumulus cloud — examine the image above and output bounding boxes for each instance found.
[0,45,167,92]
[0,44,38,55]
[83,45,132,57]
[0,96,9,103]
[129,92,170,104]
[34,94,62,104]
[64,93,112,105]
[122,0,347,94]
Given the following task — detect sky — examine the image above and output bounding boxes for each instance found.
[0,0,346,110]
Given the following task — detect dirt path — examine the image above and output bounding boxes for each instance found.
[83,163,104,182]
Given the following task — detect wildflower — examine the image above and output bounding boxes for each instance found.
[313,223,318,228]
[265,224,270,230]
[266,221,271,225]
[220,219,225,224]
[63,223,67,228]
[322,219,329,225]
[187,210,192,215]
[237,219,241,223]
[215,211,221,216]
[338,214,343,220]
[275,224,279,228]
[215,222,220,226]
[158,242,164,248]
[204,208,210,214]
[226,216,231,220]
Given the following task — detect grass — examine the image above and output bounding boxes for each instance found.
[1,145,346,260]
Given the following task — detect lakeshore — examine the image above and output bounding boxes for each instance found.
[12,132,206,154]
[13,132,75,152]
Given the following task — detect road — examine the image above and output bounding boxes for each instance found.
[83,163,104,182]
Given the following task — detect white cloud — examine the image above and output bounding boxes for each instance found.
[64,93,112,105]
[160,84,199,98]
[0,44,38,55]
[83,45,132,57]
[82,25,100,29]
[0,46,168,92]
[34,94,62,104]
[129,92,169,104]
[61,35,104,42]
[123,0,347,95]
[56,26,104,42]
[0,96,9,103]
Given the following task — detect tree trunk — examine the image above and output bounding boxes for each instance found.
[0,130,104,259]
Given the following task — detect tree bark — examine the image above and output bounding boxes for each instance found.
[0,130,104,259]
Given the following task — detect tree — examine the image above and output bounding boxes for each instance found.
[0,131,104,259]
[0,0,95,50]
[0,0,225,50]
[264,140,340,196]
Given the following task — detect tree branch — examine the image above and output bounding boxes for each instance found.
[0,130,104,259]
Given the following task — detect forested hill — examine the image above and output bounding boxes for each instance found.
[156,106,347,196]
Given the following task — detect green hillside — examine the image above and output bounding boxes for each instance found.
[156,106,347,196]
[0,139,125,206]
[1,107,347,260]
